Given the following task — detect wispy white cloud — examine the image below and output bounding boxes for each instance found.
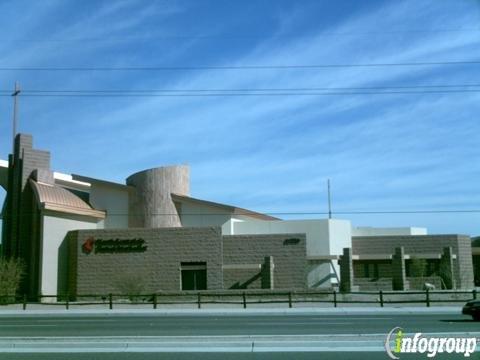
[0,0,479,234]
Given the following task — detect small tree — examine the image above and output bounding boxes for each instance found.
[409,258,427,278]
[438,259,454,289]
[0,257,24,304]
[112,273,146,302]
[408,258,428,290]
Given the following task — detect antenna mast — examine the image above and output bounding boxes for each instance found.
[327,178,332,219]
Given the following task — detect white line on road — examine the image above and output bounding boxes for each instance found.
[34,319,118,322]
[0,325,57,327]
[246,317,393,321]
[246,322,354,325]
[320,317,393,320]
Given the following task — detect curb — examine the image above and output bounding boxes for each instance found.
[0,335,389,353]
[1,333,479,353]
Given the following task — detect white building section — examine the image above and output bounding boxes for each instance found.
[0,159,8,190]
[352,226,427,236]
[41,212,100,298]
[227,219,351,287]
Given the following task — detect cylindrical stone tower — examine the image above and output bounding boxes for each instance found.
[126,165,190,228]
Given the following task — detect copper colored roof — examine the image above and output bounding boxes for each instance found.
[30,180,105,219]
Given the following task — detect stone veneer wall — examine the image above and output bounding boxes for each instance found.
[68,227,223,296]
[222,234,307,290]
[352,235,474,289]
[67,228,309,296]
[3,134,51,297]
[126,166,189,228]
[67,229,309,296]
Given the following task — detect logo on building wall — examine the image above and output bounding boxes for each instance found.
[283,238,301,245]
[82,237,95,254]
[82,237,147,254]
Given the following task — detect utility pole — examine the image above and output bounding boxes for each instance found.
[327,178,332,219]
[12,81,21,154]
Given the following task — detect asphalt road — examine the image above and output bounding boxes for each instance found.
[0,313,477,337]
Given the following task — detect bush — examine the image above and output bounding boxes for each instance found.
[0,257,24,304]
[409,258,427,278]
[112,273,146,302]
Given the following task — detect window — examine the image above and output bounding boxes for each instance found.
[426,259,440,276]
[363,262,379,278]
[181,262,207,290]
[364,263,370,277]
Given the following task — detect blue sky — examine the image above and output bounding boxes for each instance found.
[0,0,479,235]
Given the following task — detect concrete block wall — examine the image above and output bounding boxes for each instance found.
[352,235,475,289]
[339,248,354,292]
[353,262,393,278]
[392,247,407,290]
[222,234,307,290]
[223,268,262,289]
[455,236,475,288]
[68,227,223,296]
[353,278,393,291]
[262,256,274,289]
[407,277,442,290]
[67,229,309,296]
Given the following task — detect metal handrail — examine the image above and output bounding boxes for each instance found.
[1,288,476,310]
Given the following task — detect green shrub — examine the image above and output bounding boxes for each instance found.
[0,258,24,304]
[112,273,146,302]
[409,258,427,278]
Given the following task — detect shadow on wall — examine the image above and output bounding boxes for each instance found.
[57,236,70,298]
[229,272,262,289]
[0,187,5,256]
[310,273,336,288]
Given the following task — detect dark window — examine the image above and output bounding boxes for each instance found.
[405,260,411,277]
[362,262,379,278]
[181,262,207,290]
[364,263,369,277]
[426,259,440,276]
[359,261,384,278]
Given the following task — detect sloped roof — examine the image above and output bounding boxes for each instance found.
[30,180,105,219]
[171,193,279,221]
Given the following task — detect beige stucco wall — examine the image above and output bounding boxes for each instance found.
[89,183,129,229]
[41,211,100,298]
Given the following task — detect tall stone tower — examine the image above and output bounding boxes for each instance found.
[126,165,190,228]
[2,134,52,296]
